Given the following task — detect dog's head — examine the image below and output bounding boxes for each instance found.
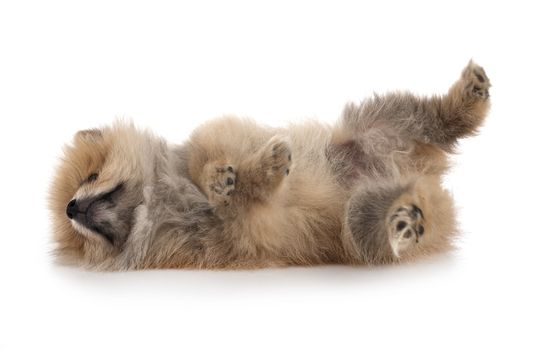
[49,122,159,268]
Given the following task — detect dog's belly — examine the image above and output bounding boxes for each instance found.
[326,140,384,186]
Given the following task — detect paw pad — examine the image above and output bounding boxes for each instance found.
[265,136,292,177]
[208,164,236,205]
[462,61,491,99]
[388,204,426,257]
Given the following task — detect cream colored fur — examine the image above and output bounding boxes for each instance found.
[48,61,490,270]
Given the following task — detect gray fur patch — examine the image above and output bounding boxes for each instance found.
[346,182,409,264]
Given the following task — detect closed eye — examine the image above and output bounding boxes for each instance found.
[100,184,123,203]
[87,173,98,183]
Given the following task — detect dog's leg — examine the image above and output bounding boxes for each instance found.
[235,135,292,202]
[198,135,292,218]
[343,176,456,264]
[337,61,491,151]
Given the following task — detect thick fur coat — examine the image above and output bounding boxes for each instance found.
[49,61,491,270]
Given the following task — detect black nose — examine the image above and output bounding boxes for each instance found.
[66,199,78,219]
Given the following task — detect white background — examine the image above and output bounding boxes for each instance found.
[1,1,538,349]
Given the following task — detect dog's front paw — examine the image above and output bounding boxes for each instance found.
[262,136,292,180]
[204,163,236,208]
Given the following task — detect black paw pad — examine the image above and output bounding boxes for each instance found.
[403,230,413,239]
[474,70,485,83]
[411,204,423,219]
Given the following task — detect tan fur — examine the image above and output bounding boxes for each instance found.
[49,61,490,270]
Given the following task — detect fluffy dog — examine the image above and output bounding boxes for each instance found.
[49,61,490,270]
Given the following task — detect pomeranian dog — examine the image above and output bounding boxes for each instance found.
[49,61,490,270]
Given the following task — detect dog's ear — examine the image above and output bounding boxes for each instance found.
[74,128,103,144]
